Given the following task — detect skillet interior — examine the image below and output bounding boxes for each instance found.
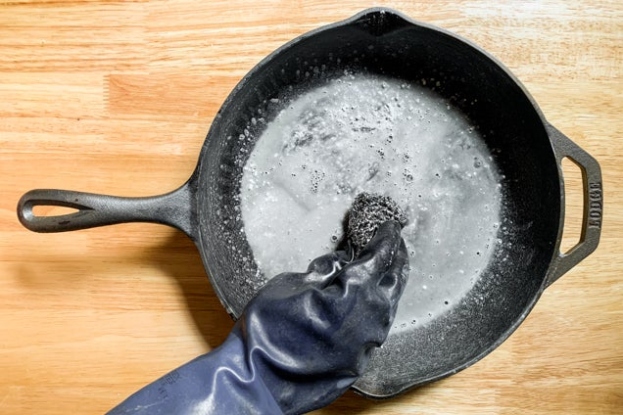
[195,10,561,396]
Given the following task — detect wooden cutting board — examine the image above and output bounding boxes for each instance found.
[1,1,621,414]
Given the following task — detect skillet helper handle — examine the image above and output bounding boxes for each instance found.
[17,184,195,239]
[545,124,603,287]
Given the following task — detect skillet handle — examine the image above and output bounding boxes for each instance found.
[17,181,197,240]
[545,124,603,287]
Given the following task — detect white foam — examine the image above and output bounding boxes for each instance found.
[240,74,501,332]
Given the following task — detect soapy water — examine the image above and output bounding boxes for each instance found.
[240,73,501,332]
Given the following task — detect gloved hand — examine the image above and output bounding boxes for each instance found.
[107,220,409,415]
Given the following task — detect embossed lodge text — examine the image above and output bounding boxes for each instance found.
[589,182,602,228]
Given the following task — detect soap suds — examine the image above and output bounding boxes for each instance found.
[240,74,501,331]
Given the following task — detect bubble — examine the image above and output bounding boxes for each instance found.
[403,171,414,183]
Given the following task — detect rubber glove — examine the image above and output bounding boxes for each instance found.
[107,220,409,415]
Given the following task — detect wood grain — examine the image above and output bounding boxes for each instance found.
[1,1,622,414]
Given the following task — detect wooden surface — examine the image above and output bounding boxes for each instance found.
[1,1,622,413]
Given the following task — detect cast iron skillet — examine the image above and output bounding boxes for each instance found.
[17,8,603,398]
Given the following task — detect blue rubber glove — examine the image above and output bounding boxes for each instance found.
[107,220,409,415]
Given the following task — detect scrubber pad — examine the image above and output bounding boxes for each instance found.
[347,192,408,255]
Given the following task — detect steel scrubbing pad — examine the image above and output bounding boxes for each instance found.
[347,192,408,256]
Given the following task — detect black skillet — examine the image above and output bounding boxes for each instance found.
[17,8,602,398]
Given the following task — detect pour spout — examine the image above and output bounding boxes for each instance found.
[351,7,413,37]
